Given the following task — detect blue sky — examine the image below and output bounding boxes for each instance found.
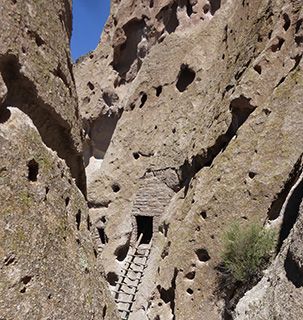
[71,0,110,61]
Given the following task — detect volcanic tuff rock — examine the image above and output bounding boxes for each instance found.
[0,108,118,320]
[0,1,119,319]
[75,0,303,319]
[0,0,85,193]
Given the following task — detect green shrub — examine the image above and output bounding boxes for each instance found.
[222,222,276,282]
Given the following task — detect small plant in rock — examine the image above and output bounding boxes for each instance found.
[221,222,276,283]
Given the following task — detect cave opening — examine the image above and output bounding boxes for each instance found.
[136,216,153,244]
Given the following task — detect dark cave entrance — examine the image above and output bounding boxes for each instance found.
[136,216,153,244]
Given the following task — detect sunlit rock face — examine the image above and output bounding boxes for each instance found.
[0,1,119,319]
[75,0,303,319]
[0,0,86,193]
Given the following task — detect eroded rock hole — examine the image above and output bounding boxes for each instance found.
[156,85,163,97]
[27,159,39,181]
[114,241,130,261]
[97,227,108,245]
[112,19,147,78]
[185,271,196,280]
[65,197,70,207]
[254,64,262,74]
[112,183,120,193]
[187,288,193,295]
[139,92,147,108]
[76,209,81,230]
[133,152,140,160]
[107,272,119,286]
[229,95,256,132]
[195,248,210,262]
[200,211,207,219]
[21,275,32,285]
[156,2,179,34]
[295,36,303,46]
[176,64,196,92]
[209,0,221,15]
[283,13,291,31]
[87,81,94,90]
[271,37,285,52]
[102,305,107,318]
[136,215,153,244]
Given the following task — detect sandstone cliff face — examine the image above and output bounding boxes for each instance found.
[75,0,303,319]
[0,1,119,319]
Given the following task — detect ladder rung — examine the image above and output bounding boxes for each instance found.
[118,308,132,313]
[116,282,137,288]
[121,267,144,273]
[115,299,133,304]
[120,274,140,281]
[112,289,135,296]
[125,260,146,267]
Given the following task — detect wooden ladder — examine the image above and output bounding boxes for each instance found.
[112,234,152,320]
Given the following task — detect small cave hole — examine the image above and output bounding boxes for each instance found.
[185,271,196,280]
[149,0,154,8]
[200,211,207,219]
[20,287,26,293]
[210,0,221,15]
[176,64,196,92]
[87,82,95,90]
[21,275,32,285]
[106,272,119,286]
[136,215,153,244]
[186,2,193,17]
[102,305,107,318]
[133,152,140,160]
[34,33,45,47]
[65,197,70,207]
[248,171,256,179]
[186,288,194,295]
[253,64,262,74]
[271,37,285,52]
[27,159,39,182]
[97,227,108,245]
[203,4,210,14]
[156,85,163,97]
[93,248,98,258]
[195,248,210,262]
[76,210,81,230]
[111,183,120,193]
[229,95,256,132]
[283,13,291,31]
[157,2,179,34]
[114,242,130,261]
[295,36,303,46]
[139,92,148,108]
